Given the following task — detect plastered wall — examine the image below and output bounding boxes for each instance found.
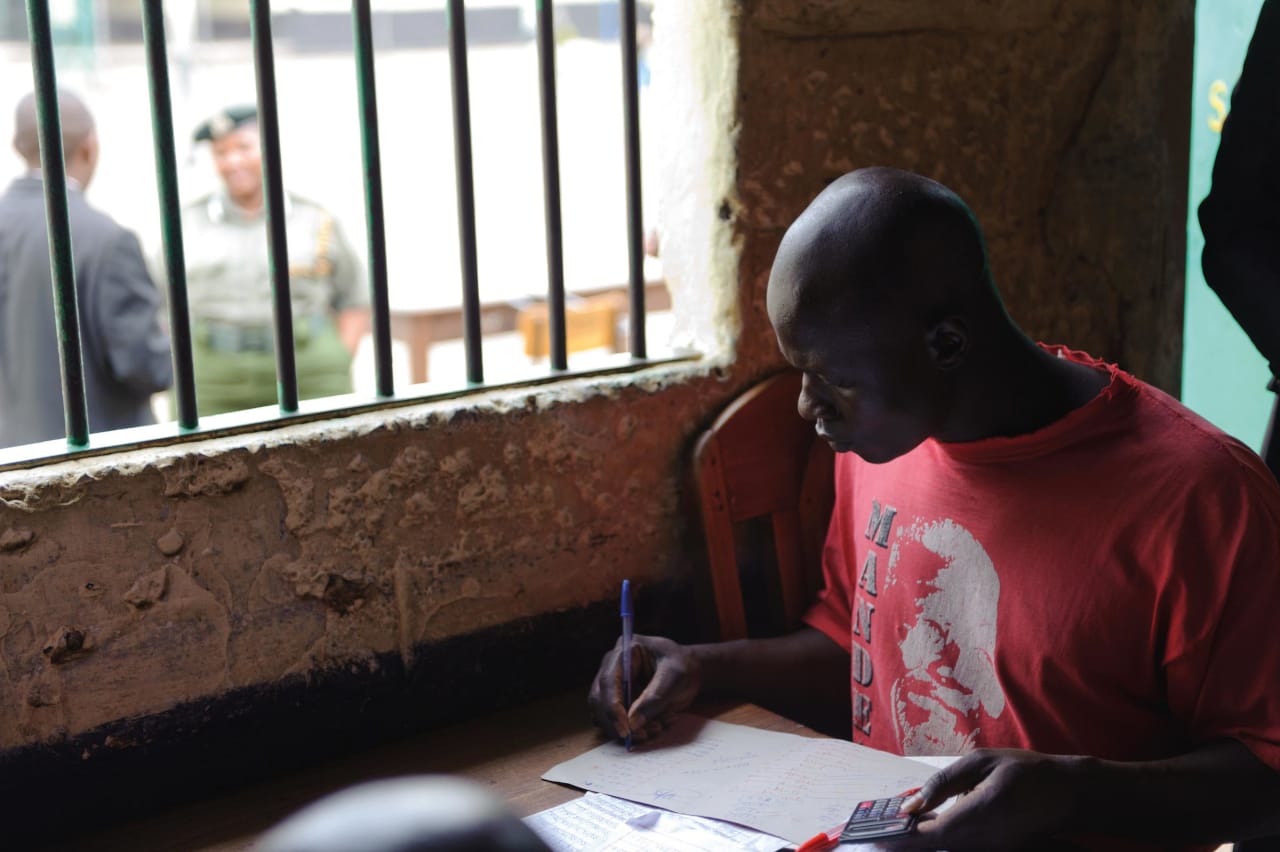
[0,0,1191,754]
[731,0,1193,388]
[0,370,733,748]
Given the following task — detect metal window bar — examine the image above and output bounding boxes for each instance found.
[249,0,300,413]
[140,0,198,430]
[9,0,661,467]
[23,0,89,448]
[620,0,646,359]
[447,0,484,384]
[351,0,394,398]
[536,0,568,371]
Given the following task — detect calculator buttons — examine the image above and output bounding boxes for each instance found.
[841,796,918,841]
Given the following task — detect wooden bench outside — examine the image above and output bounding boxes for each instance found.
[389,279,671,384]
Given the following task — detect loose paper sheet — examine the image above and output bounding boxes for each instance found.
[525,792,791,852]
[542,715,935,844]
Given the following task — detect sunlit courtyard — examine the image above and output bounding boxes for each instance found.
[0,7,666,408]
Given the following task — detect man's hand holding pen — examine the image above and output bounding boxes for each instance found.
[588,633,704,746]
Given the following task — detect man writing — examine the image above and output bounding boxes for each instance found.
[589,168,1280,849]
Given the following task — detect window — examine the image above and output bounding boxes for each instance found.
[0,0,683,469]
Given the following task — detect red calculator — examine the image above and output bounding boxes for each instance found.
[838,794,918,842]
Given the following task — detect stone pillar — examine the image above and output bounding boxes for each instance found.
[659,0,1194,391]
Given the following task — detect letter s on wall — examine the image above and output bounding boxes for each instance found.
[1209,79,1229,133]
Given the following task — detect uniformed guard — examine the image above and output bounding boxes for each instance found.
[174,104,370,416]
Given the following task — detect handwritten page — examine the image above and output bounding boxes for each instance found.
[525,792,791,852]
[542,715,935,844]
[526,793,649,851]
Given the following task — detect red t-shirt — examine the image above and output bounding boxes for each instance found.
[804,347,1280,779]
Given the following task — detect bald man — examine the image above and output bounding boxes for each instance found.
[589,168,1280,849]
[0,90,171,448]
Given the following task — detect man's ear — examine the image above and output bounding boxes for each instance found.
[78,131,99,169]
[927,317,968,370]
[65,131,99,187]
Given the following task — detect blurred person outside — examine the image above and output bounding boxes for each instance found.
[168,104,369,417]
[0,89,172,449]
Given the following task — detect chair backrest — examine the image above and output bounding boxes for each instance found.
[692,370,835,640]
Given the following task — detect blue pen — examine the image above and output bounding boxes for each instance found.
[621,579,633,751]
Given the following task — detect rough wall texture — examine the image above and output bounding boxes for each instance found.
[0,0,1191,756]
[731,0,1192,390]
[0,369,743,748]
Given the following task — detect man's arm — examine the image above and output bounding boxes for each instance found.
[691,624,849,716]
[336,306,370,355]
[894,739,1280,849]
[1073,738,1280,842]
[588,626,850,744]
[94,229,174,395]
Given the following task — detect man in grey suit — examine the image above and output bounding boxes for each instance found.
[0,90,172,449]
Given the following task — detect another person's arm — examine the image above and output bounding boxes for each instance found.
[325,212,371,355]
[588,626,849,745]
[94,229,173,394]
[1198,0,1280,369]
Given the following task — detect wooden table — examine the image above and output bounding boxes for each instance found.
[390,279,671,384]
[50,690,816,852]
[48,692,1237,852]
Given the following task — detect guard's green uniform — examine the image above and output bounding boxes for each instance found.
[177,190,368,416]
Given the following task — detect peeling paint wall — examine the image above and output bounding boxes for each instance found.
[0,0,1191,753]
[0,369,738,747]
[648,0,741,357]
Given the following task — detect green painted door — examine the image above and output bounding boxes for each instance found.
[1183,0,1271,449]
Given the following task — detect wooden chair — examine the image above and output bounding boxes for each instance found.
[692,370,835,640]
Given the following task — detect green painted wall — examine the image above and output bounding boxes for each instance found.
[1183,0,1270,448]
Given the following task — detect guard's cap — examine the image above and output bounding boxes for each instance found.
[193,104,258,142]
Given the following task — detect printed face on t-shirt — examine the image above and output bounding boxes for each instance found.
[880,516,1006,754]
